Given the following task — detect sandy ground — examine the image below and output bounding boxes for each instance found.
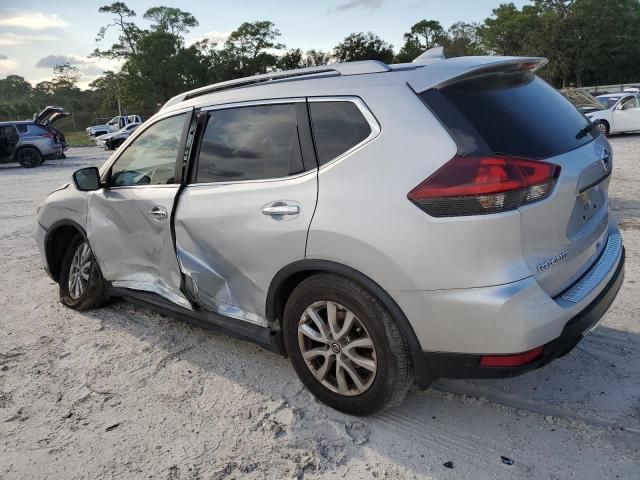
[0,141,638,480]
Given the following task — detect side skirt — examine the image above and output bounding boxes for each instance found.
[110,286,284,355]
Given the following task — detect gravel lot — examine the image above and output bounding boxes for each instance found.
[1,140,638,480]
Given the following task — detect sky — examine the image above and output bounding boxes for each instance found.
[0,0,528,89]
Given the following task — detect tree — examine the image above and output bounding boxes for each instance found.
[479,3,540,56]
[333,32,394,63]
[215,21,285,77]
[120,30,209,111]
[396,20,445,62]
[52,63,81,92]
[93,2,143,58]
[304,49,331,67]
[441,22,485,57]
[143,7,198,35]
[277,49,304,70]
[0,75,32,100]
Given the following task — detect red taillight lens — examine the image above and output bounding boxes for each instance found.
[408,155,560,217]
[480,346,544,368]
[40,132,54,138]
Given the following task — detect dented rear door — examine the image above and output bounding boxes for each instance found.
[174,100,318,326]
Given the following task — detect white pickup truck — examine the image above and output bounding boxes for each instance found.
[86,115,142,138]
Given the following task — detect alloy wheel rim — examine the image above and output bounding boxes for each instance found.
[68,242,91,299]
[298,301,377,396]
[597,123,607,135]
[22,151,35,166]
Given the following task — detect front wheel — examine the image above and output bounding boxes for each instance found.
[16,147,42,168]
[283,274,414,415]
[596,120,610,136]
[59,234,109,310]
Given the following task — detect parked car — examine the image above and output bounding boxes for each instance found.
[584,93,640,135]
[0,106,69,168]
[560,88,603,114]
[95,122,140,150]
[86,114,143,137]
[35,50,625,415]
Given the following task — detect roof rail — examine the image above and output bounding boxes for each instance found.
[413,46,446,63]
[162,60,391,109]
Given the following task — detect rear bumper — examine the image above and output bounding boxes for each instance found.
[422,246,625,379]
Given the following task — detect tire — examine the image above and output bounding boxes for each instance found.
[16,147,42,168]
[283,273,414,415]
[59,234,109,310]
[596,120,610,136]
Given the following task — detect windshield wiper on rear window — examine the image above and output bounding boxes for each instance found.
[576,122,597,139]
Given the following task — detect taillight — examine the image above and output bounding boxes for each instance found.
[40,132,54,138]
[407,155,560,217]
[480,346,544,367]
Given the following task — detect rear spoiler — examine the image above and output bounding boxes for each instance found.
[408,56,548,93]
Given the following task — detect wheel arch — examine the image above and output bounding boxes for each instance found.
[14,143,44,159]
[266,259,433,388]
[44,219,87,283]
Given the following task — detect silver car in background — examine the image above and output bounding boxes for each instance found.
[0,106,69,168]
[34,50,625,415]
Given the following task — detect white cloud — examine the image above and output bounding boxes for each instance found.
[335,0,383,11]
[190,30,231,47]
[0,9,69,30]
[0,32,58,46]
[0,56,18,72]
[36,54,88,68]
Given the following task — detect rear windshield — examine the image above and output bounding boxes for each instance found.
[421,71,595,159]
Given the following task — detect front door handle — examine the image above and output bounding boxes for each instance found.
[261,202,300,220]
[149,206,168,220]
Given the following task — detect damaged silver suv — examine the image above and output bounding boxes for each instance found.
[35,49,625,415]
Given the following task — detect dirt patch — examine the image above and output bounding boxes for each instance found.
[0,146,639,479]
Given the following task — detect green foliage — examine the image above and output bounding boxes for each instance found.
[143,7,198,35]
[3,0,640,129]
[333,32,394,63]
[93,2,142,58]
[396,20,446,62]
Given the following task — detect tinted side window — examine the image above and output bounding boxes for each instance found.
[309,101,372,165]
[196,104,304,183]
[16,124,28,134]
[110,113,186,187]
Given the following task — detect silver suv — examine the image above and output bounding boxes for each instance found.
[35,50,625,415]
[1,107,69,168]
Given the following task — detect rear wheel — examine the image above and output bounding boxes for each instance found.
[59,234,109,310]
[283,274,414,415]
[16,147,42,168]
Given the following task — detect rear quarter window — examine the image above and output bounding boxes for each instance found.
[309,101,372,165]
[16,124,28,134]
[421,71,596,159]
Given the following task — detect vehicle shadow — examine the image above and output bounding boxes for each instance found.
[79,291,640,476]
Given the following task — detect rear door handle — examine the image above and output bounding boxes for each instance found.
[261,202,300,219]
[148,206,168,220]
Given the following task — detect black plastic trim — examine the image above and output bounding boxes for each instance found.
[111,286,282,354]
[42,219,87,282]
[267,259,434,388]
[424,247,625,379]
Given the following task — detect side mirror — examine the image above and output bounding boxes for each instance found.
[72,167,101,191]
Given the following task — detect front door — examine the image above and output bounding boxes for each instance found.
[612,96,640,132]
[174,101,318,326]
[87,111,192,308]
